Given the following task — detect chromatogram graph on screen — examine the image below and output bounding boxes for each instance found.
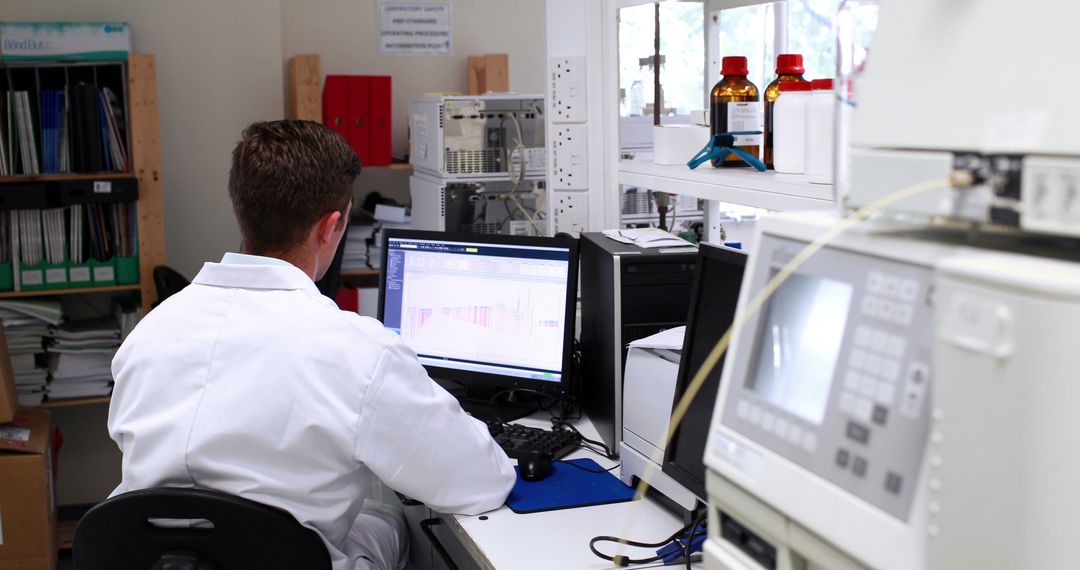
[400,272,567,373]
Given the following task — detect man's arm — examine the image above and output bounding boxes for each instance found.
[354,340,516,514]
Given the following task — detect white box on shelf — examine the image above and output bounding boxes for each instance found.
[653,125,709,166]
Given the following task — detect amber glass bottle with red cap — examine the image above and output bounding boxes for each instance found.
[709,56,761,167]
[763,54,809,168]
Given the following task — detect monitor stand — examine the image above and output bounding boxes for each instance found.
[457,398,537,424]
[433,379,544,423]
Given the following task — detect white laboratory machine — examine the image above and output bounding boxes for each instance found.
[847,0,1080,238]
[408,94,546,180]
[618,326,700,514]
[703,210,1080,570]
[408,94,549,236]
[409,174,546,236]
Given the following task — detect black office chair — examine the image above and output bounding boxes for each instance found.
[153,265,191,305]
[72,487,332,570]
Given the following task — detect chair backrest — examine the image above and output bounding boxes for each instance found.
[153,265,190,304]
[73,487,332,570]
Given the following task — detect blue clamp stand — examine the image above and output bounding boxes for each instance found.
[687,131,766,172]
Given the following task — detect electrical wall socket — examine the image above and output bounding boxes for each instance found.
[550,57,587,124]
[552,124,587,190]
[553,191,589,236]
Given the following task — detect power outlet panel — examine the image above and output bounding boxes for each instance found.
[553,191,589,236]
[552,124,588,190]
[550,57,587,124]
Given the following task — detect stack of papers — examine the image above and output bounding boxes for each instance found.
[46,317,120,400]
[365,222,411,270]
[342,224,376,270]
[0,299,62,407]
[601,228,695,250]
[114,300,142,341]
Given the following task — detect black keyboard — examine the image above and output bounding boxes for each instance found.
[487,422,582,460]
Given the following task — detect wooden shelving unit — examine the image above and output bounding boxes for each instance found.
[0,54,165,418]
[38,396,111,409]
[341,267,379,277]
[0,172,136,184]
[0,284,140,300]
[0,54,166,313]
[366,163,412,171]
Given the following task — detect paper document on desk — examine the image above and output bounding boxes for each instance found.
[602,228,692,249]
[628,326,685,350]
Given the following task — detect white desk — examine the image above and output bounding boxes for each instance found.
[437,413,704,569]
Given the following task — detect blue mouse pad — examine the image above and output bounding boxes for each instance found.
[506,458,638,514]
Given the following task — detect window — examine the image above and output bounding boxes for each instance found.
[787,0,844,80]
[618,2,705,118]
[713,0,843,88]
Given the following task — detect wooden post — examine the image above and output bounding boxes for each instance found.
[127,54,167,313]
[467,55,485,95]
[289,54,322,121]
[484,53,509,92]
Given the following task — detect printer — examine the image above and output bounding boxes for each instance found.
[619,326,698,513]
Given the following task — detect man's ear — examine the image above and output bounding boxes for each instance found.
[316,210,343,245]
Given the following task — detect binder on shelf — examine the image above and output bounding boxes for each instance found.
[12,210,46,291]
[1,60,130,178]
[85,203,114,286]
[369,76,392,166]
[0,199,137,292]
[323,75,349,141]
[110,202,138,285]
[347,75,372,164]
[322,75,393,166]
[0,211,11,291]
[66,204,90,288]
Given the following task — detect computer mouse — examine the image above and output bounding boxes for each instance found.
[518,453,555,482]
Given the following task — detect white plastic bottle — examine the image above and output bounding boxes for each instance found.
[805,78,836,185]
[772,82,813,174]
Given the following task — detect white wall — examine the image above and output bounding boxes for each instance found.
[3,0,549,504]
[280,0,547,160]
[3,0,284,504]
[3,0,285,280]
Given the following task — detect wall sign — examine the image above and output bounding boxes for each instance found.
[378,2,453,56]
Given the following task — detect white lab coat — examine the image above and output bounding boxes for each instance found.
[108,254,516,570]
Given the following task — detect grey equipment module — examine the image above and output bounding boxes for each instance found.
[704,210,1080,570]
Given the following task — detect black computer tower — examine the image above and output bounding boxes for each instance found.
[578,232,698,454]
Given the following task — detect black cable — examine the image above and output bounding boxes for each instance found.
[486,387,567,426]
[554,422,617,460]
[685,509,707,570]
[575,441,612,459]
[556,459,618,474]
[589,521,694,567]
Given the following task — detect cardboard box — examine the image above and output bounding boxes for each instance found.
[0,408,56,570]
[0,22,131,62]
[0,324,16,424]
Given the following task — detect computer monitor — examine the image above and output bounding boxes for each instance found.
[377,230,579,419]
[662,243,747,502]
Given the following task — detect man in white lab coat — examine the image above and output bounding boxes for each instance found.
[108,120,517,570]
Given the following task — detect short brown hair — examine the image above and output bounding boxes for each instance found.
[228,120,361,254]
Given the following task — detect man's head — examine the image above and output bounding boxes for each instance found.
[228,120,360,278]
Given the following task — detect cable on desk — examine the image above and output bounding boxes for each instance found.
[553,421,618,460]
[486,388,558,426]
[589,518,706,567]
[556,458,619,474]
[682,510,708,570]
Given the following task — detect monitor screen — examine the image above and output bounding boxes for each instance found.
[663,244,747,502]
[746,272,852,425]
[378,230,578,393]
